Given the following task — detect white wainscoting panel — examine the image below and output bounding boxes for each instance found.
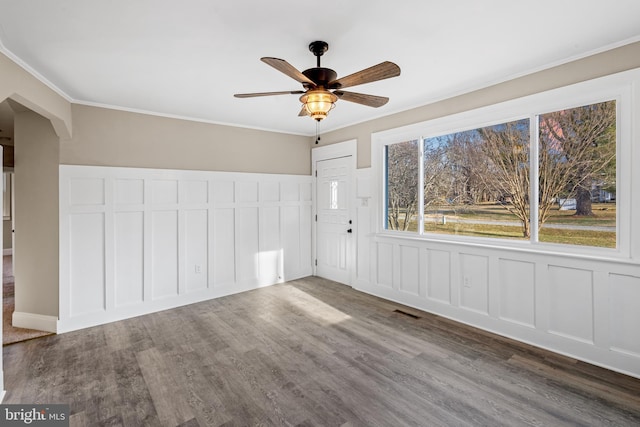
[498,259,535,327]
[151,210,179,299]
[213,181,235,203]
[236,207,260,284]
[152,179,178,204]
[427,249,451,304]
[114,211,144,307]
[182,180,208,204]
[69,213,105,316]
[608,273,640,357]
[376,242,394,288]
[213,208,236,285]
[115,179,144,205]
[69,177,105,206]
[59,165,313,332]
[259,206,281,285]
[353,168,640,379]
[281,206,300,279]
[237,181,259,203]
[459,253,489,315]
[260,182,280,203]
[184,209,208,293]
[399,245,420,296]
[547,265,594,344]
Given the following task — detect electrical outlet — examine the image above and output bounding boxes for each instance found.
[195,264,202,274]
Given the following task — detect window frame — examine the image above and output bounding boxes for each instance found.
[372,69,637,260]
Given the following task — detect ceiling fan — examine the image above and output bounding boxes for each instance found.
[234,41,401,122]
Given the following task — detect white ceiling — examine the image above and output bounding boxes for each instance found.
[1,0,639,136]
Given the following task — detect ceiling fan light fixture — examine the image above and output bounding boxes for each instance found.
[300,89,338,121]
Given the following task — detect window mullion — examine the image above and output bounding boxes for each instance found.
[530,114,539,243]
[383,145,389,231]
[418,138,425,235]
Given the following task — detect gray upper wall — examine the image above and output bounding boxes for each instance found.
[317,41,640,169]
[61,104,312,175]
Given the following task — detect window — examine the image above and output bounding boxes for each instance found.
[385,140,419,231]
[421,119,530,240]
[538,101,616,248]
[375,69,635,254]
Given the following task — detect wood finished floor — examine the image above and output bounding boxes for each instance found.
[3,277,640,426]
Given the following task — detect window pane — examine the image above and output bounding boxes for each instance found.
[538,100,616,248]
[423,119,531,240]
[386,140,419,231]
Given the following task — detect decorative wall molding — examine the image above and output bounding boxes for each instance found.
[59,165,313,332]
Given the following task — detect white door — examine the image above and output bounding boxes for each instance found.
[316,156,352,284]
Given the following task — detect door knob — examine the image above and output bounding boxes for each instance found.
[347,228,352,233]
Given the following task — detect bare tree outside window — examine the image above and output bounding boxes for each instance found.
[386,140,419,231]
[478,120,531,236]
[422,120,530,239]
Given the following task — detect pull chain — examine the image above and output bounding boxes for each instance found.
[315,120,321,144]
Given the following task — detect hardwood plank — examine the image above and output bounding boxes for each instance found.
[112,349,162,426]
[166,352,232,426]
[136,347,195,426]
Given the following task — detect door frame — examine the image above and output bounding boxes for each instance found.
[311,139,357,286]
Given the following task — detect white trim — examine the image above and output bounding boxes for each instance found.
[312,140,357,286]
[2,248,12,256]
[12,311,57,333]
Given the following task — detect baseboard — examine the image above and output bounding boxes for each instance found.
[12,311,57,333]
[2,248,12,256]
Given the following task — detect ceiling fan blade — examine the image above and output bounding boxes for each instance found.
[334,90,389,108]
[261,57,317,86]
[298,106,309,117]
[329,61,400,89]
[234,90,304,98]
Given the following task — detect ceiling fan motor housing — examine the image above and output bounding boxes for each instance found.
[302,68,337,89]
